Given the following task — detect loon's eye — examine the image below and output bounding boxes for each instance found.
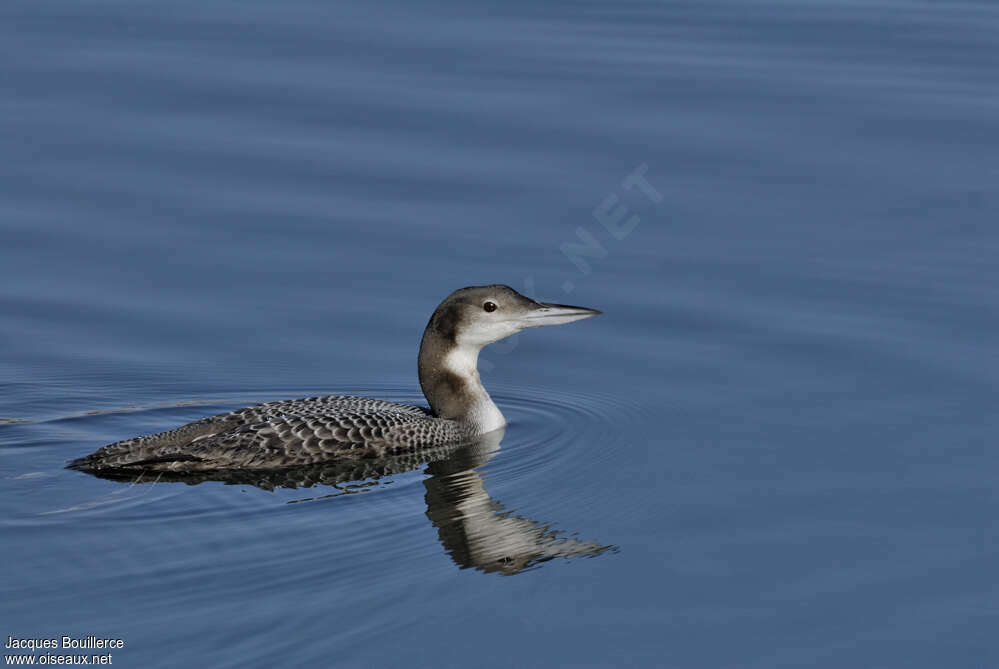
[483,301,497,313]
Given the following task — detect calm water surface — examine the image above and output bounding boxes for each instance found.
[2,1,998,667]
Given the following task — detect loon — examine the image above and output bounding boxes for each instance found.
[68,285,600,473]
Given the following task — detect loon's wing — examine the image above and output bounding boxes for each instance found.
[68,396,466,472]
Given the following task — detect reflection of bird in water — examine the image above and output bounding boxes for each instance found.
[424,429,615,575]
[68,285,600,472]
[78,429,615,575]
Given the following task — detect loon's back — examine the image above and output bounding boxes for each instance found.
[68,396,471,473]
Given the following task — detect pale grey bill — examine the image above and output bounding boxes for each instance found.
[520,302,603,327]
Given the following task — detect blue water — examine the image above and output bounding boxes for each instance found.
[2,0,998,666]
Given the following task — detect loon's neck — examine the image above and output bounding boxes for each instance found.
[418,331,506,434]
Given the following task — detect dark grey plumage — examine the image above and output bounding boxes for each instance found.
[69,396,472,472]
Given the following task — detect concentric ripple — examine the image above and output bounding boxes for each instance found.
[486,382,655,487]
[0,382,631,598]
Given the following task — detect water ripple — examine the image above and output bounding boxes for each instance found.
[7,384,629,579]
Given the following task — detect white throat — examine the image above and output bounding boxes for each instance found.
[442,345,507,434]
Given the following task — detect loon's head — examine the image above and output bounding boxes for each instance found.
[424,284,602,349]
[418,285,601,431]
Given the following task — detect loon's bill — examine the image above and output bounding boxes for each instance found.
[68,284,601,473]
